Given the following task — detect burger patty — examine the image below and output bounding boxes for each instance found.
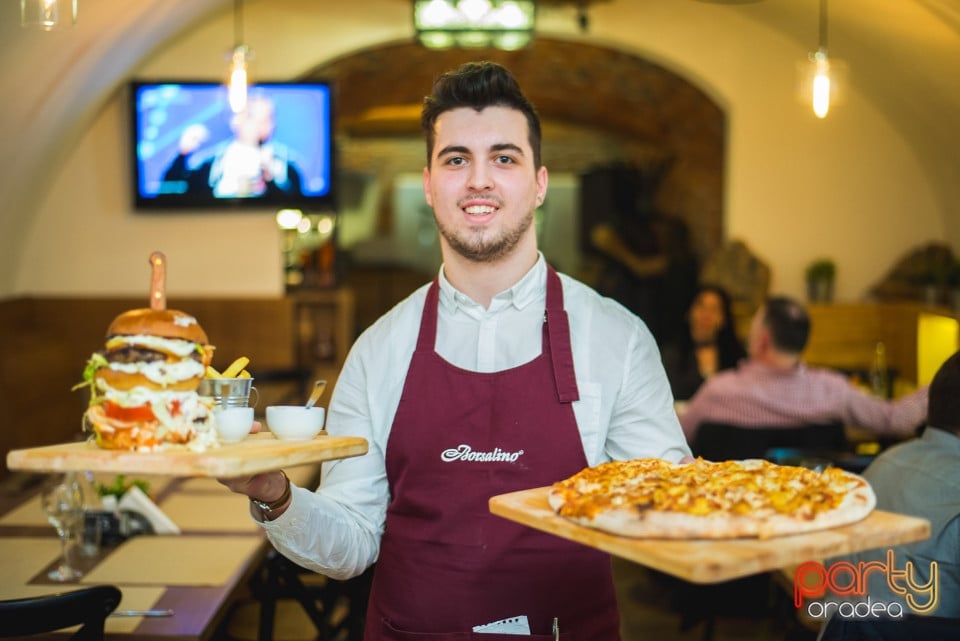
[104,346,203,365]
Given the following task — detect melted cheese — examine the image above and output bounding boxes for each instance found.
[553,458,856,520]
[106,334,199,357]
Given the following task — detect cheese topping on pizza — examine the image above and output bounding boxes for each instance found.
[551,457,863,522]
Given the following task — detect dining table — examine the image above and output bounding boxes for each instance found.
[0,464,321,641]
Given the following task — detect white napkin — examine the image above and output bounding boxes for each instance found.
[473,615,530,635]
[118,486,181,535]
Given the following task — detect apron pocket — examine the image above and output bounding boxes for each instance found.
[381,617,469,640]
[381,618,572,641]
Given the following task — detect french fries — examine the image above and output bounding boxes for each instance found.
[205,356,252,379]
[222,356,250,378]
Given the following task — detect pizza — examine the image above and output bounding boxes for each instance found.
[547,457,875,539]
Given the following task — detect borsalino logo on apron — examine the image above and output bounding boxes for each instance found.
[440,444,525,463]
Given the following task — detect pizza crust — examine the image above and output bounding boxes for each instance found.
[548,458,876,540]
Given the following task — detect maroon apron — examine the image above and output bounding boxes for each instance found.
[364,266,620,641]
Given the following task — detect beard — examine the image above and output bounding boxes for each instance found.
[435,207,535,264]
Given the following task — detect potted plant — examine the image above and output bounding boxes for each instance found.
[805,258,836,303]
[917,255,952,306]
[95,474,150,502]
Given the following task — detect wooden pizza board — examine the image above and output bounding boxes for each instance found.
[6,432,368,478]
[489,486,931,584]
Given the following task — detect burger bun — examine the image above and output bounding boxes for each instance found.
[107,308,209,344]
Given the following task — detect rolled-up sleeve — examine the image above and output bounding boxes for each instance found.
[841,385,929,437]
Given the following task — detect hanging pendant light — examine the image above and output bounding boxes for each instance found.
[20,0,77,30]
[799,0,847,119]
[810,49,831,119]
[227,0,253,113]
[413,0,536,51]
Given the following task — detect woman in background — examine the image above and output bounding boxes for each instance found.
[661,284,746,401]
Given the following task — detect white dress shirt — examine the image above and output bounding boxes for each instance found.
[262,254,689,579]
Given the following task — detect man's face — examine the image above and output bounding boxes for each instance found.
[234,98,275,144]
[423,106,547,264]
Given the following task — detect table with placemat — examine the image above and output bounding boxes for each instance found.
[2,433,367,640]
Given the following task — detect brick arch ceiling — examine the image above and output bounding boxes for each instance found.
[305,38,725,258]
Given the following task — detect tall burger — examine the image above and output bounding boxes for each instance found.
[78,308,218,451]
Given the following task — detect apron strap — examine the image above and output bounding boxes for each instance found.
[416,279,441,351]
[545,266,580,404]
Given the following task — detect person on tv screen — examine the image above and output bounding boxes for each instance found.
[161,95,303,199]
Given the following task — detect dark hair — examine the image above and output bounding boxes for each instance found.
[691,283,747,368]
[421,61,542,168]
[928,350,960,431]
[683,283,745,367]
[762,296,810,354]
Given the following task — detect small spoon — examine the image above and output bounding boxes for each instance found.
[305,380,327,409]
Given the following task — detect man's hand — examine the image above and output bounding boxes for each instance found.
[259,145,276,182]
[178,124,210,155]
[218,470,280,498]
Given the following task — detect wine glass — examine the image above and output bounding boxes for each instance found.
[40,476,85,581]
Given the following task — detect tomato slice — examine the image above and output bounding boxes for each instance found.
[103,401,155,423]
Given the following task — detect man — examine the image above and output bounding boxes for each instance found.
[221,62,689,639]
[849,350,960,616]
[162,95,302,198]
[679,295,928,444]
[816,351,960,638]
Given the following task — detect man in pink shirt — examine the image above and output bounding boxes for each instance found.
[678,296,928,444]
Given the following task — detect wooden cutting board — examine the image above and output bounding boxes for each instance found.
[6,432,367,478]
[489,486,931,584]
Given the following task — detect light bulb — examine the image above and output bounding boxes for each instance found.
[228,46,249,114]
[458,0,491,23]
[317,217,334,235]
[496,2,527,29]
[812,51,831,119]
[418,0,456,27]
[21,0,77,30]
[296,217,312,234]
[41,0,57,26]
[813,72,831,118]
[276,209,303,230]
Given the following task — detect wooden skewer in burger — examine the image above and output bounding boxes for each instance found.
[77,252,218,451]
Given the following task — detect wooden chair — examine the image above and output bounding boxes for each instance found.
[0,585,121,640]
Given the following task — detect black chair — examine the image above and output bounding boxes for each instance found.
[691,421,848,462]
[818,615,960,641]
[249,549,373,641]
[0,585,122,640]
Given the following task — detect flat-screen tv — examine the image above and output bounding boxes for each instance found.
[131,80,335,211]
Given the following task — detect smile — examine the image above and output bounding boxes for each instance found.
[464,205,496,215]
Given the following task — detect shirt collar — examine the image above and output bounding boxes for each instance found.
[922,426,960,452]
[438,253,547,315]
[740,359,807,377]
